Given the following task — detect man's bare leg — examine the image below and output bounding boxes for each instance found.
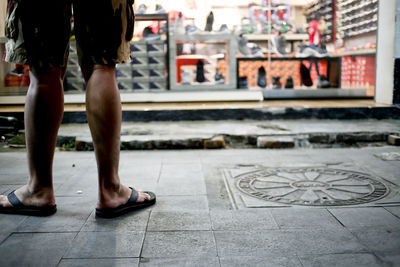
[82,65,149,209]
[0,67,64,208]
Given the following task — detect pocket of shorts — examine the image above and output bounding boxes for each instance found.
[5,0,20,40]
[125,0,135,41]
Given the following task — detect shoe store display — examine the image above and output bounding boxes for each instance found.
[174,12,185,35]
[142,27,160,41]
[257,66,267,88]
[317,75,331,88]
[155,4,166,14]
[136,4,147,14]
[272,76,282,89]
[215,70,225,84]
[196,60,205,83]
[285,76,294,89]
[219,24,230,33]
[181,71,192,85]
[9,65,25,76]
[300,63,313,87]
[238,77,249,89]
[238,34,251,56]
[205,12,214,32]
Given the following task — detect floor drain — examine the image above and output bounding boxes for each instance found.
[235,167,389,206]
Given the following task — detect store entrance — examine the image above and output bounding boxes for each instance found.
[0,0,385,102]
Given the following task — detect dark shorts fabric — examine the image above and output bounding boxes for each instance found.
[4,0,134,68]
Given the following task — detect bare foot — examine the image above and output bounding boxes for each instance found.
[97,185,151,209]
[0,185,55,208]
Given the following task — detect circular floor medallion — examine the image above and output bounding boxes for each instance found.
[236,167,389,206]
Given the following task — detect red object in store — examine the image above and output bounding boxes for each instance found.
[176,55,207,83]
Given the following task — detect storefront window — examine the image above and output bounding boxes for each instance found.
[0,0,379,100]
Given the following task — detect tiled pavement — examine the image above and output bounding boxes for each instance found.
[0,147,399,267]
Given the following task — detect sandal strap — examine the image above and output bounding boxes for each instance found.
[7,190,23,207]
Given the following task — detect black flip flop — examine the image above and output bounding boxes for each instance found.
[0,190,57,216]
[95,187,156,218]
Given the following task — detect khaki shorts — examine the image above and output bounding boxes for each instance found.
[4,0,134,68]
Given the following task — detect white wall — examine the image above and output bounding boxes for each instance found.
[375,0,396,105]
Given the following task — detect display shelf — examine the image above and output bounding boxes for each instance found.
[169,33,237,90]
[337,0,378,39]
[333,48,376,57]
[306,0,335,44]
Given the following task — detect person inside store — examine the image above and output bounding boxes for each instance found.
[308,13,326,76]
[0,1,156,218]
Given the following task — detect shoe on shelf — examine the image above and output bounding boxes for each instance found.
[155,4,166,14]
[317,75,331,88]
[9,65,25,76]
[300,63,313,87]
[257,66,267,88]
[272,76,282,89]
[137,4,147,14]
[174,12,185,35]
[142,27,160,40]
[219,24,230,33]
[215,70,225,84]
[285,76,294,89]
[205,11,214,32]
[196,60,205,83]
[238,34,251,56]
[181,70,192,85]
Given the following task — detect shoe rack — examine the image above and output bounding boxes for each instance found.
[305,0,335,44]
[336,0,378,39]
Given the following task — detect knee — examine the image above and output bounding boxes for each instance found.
[29,66,64,88]
[81,65,115,83]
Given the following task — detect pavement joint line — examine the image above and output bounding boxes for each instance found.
[326,209,346,228]
[383,207,400,220]
[138,210,152,260]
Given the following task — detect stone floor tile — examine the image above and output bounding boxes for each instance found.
[156,179,207,196]
[210,210,278,231]
[0,213,27,233]
[81,210,150,232]
[142,231,217,258]
[348,227,400,253]
[298,253,383,267]
[219,255,302,267]
[58,258,139,267]
[214,229,367,257]
[152,195,209,212]
[16,197,93,232]
[375,252,400,267]
[147,211,211,231]
[329,207,400,228]
[385,206,400,218]
[0,233,76,267]
[270,208,343,229]
[139,257,219,267]
[65,231,144,258]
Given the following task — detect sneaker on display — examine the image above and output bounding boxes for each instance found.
[238,34,251,56]
[219,24,230,33]
[9,65,25,76]
[181,71,192,85]
[285,76,294,89]
[174,12,185,35]
[317,75,331,88]
[300,63,313,87]
[272,76,282,89]
[185,24,199,34]
[137,4,147,14]
[257,66,267,88]
[205,12,214,32]
[155,4,166,14]
[142,27,160,40]
[196,60,205,83]
[215,70,225,84]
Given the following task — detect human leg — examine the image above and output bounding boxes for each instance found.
[0,1,70,213]
[74,0,155,214]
